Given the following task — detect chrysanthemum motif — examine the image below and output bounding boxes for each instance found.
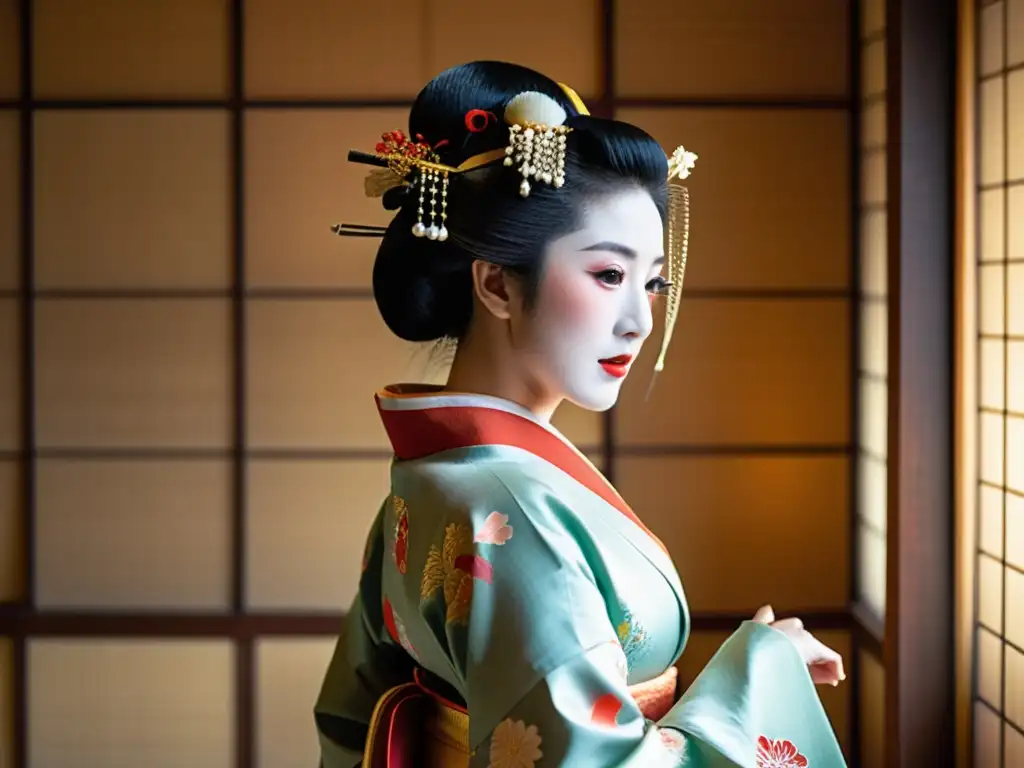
[488,719,543,768]
[420,522,494,626]
[756,736,809,767]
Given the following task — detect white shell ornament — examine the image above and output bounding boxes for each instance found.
[503,91,568,129]
[503,91,571,198]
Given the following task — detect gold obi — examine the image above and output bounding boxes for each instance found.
[363,666,679,768]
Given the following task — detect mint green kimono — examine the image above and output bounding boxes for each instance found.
[315,386,846,767]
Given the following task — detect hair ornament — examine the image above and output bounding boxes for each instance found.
[501,91,571,197]
[464,109,495,133]
[352,130,454,241]
[667,146,698,181]
[647,145,698,397]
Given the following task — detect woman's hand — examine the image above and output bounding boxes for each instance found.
[752,605,846,687]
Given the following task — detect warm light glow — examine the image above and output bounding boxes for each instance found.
[981,412,1006,485]
[28,640,234,766]
[857,522,886,620]
[970,4,1024,763]
[982,188,1006,262]
[979,555,1004,630]
[856,19,889,623]
[981,77,1006,185]
[1009,186,1024,258]
[980,264,1006,334]
[1009,264,1024,334]
[1008,416,1024,493]
[1008,493,1024,568]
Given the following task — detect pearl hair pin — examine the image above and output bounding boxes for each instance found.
[335,80,698,387]
[501,91,571,197]
[411,167,449,241]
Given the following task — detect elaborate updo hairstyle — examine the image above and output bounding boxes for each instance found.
[372,61,669,343]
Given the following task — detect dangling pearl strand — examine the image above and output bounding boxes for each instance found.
[438,172,449,241]
[504,123,568,197]
[410,168,449,242]
[412,169,427,238]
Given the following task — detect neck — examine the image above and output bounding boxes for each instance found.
[444,322,561,423]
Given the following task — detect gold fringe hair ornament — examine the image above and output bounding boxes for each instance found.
[332,84,697,383]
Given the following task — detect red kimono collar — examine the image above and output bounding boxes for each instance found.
[375,384,668,554]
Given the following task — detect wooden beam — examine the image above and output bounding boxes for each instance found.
[884,0,958,764]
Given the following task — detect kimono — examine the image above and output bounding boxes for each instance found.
[315,385,847,767]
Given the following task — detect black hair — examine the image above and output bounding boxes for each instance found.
[371,61,669,343]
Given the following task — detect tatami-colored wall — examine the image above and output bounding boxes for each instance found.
[0,2,856,766]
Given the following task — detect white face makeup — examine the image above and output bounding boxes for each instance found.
[507,187,667,412]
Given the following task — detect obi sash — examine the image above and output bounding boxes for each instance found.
[362,666,679,768]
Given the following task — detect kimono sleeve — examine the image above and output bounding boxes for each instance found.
[469,621,848,767]
[463,473,847,767]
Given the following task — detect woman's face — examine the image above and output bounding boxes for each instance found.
[508,187,667,412]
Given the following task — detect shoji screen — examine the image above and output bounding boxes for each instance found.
[973,1,1024,765]
[856,0,888,628]
[614,0,853,757]
[0,1,856,765]
[854,0,888,765]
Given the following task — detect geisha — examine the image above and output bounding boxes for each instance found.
[316,60,847,768]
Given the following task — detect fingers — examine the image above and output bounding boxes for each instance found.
[807,643,846,686]
[770,617,804,633]
[809,660,842,686]
[752,605,775,624]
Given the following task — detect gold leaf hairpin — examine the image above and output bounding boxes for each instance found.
[647,146,697,398]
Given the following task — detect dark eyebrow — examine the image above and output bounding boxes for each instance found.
[580,241,665,266]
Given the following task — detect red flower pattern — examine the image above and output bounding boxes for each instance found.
[375,130,433,161]
[756,736,808,767]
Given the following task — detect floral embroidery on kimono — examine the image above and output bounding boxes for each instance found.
[756,736,809,767]
[616,608,651,669]
[392,495,410,574]
[420,522,494,625]
[475,511,514,545]
[590,693,623,726]
[488,718,543,768]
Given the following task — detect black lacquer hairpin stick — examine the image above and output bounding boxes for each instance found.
[331,223,388,237]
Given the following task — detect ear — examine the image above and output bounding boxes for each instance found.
[470,260,517,321]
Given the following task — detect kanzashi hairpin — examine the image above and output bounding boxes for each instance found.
[332,89,697,384]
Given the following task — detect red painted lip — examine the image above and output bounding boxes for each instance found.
[599,355,633,378]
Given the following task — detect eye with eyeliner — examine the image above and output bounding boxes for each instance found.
[647,276,673,296]
[590,267,672,296]
[591,267,625,287]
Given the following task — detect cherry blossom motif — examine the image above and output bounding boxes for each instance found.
[488,719,543,768]
[475,511,514,545]
[590,693,622,726]
[756,736,809,767]
[392,496,409,574]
